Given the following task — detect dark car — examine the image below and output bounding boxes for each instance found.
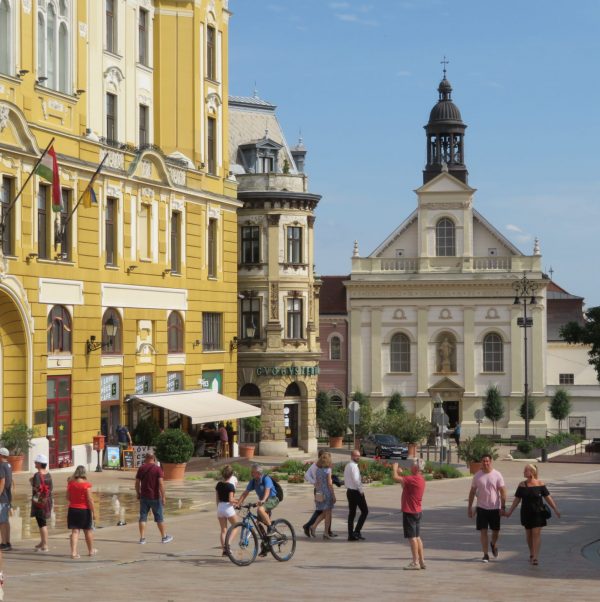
[360,434,408,459]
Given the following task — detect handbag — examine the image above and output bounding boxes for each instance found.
[314,491,325,503]
[542,502,551,520]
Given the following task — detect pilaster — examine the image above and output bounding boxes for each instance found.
[531,305,544,394]
[464,306,475,394]
[417,307,428,393]
[370,307,382,395]
[510,304,523,395]
[350,307,362,393]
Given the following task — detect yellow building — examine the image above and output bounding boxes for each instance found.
[0,0,239,469]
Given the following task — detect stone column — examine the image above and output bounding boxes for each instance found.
[417,307,429,394]
[370,307,382,395]
[531,305,544,395]
[463,307,475,394]
[350,306,362,393]
[259,399,288,456]
[510,304,523,396]
[300,394,317,453]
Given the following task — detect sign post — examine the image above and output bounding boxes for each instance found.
[348,401,360,450]
[474,409,485,435]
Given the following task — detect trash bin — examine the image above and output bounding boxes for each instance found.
[541,448,548,463]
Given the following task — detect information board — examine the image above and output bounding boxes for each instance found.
[106,446,120,469]
[133,445,155,467]
[122,449,135,470]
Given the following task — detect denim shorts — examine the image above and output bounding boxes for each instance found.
[0,502,9,523]
[139,498,164,523]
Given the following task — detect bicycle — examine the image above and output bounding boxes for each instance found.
[225,503,296,566]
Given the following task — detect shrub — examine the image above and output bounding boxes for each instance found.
[278,460,306,475]
[0,421,36,455]
[424,462,464,479]
[231,462,252,482]
[316,391,331,427]
[519,399,537,421]
[550,388,572,432]
[516,440,533,454]
[132,417,161,446]
[322,406,348,437]
[457,436,499,464]
[483,385,504,434]
[387,392,406,414]
[154,429,194,464]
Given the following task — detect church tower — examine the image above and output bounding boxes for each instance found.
[423,67,468,184]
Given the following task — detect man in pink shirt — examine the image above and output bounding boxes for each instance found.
[468,454,506,562]
[392,459,426,570]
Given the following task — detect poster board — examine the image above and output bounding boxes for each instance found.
[122,449,135,470]
[106,446,121,469]
[133,445,155,468]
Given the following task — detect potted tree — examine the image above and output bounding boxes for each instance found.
[550,388,572,433]
[323,406,348,448]
[0,421,36,472]
[239,416,261,458]
[483,384,504,435]
[154,428,194,480]
[398,415,432,459]
[457,436,499,474]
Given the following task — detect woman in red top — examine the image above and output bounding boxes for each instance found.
[66,466,97,559]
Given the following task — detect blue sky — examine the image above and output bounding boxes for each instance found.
[229,0,600,306]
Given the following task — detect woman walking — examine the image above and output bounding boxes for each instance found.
[66,466,97,558]
[505,464,561,565]
[29,454,53,553]
[216,465,238,555]
[311,452,336,539]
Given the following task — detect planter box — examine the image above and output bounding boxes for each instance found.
[161,462,187,481]
[7,455,24,473]
[329,436,344,448]
[239,444,256,459]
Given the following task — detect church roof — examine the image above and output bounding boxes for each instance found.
[319,276,348,314]
[546,280,585,341]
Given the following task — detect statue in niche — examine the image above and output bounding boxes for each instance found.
[437,336,456,373]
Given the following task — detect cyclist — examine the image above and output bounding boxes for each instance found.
[236,464,279,535]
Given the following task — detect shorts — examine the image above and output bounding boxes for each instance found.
[476,507,501,531]
[217,502,236,519]
[0,503,10,523]
[263,497,279,512]
[31,507,47,528]
[139,498,164,523]
[403,512,422,538]
[68,507,93,530]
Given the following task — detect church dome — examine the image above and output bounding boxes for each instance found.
[428,77,463,125]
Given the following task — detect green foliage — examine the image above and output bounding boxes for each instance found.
[517,440,533,454]
[352,390,368,404]
[550,388,572,432]
[277,460,306,475]
[399,415,433,445]
[230,463,252,482]
[242,416,261,433]
[483,385,504,434]
[519,398,537,421]
[0,421,36,455]
[457,436,499,464]
[387,392,406,414]
[154,428,194,464]
[316,391,331,427]
[351,391,372,439]
[560,306,600,382]
[322,406,348,437]
[424,462,464,479]
[132,417,161,446]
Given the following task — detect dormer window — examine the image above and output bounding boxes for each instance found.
[259,155,274,173]
[239,138,283,174]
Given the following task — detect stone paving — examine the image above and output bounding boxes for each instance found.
[2,454,599,602]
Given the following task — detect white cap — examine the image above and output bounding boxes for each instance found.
[35,454,48,464]
[0,448,9,457]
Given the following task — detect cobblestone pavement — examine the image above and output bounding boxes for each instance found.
[2,456,599,602]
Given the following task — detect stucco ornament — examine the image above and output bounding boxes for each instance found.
[206,93,222,114]
[0,105,9,132]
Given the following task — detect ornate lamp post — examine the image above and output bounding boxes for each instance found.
[513,272,538,440]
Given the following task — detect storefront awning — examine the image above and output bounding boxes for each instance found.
[128,389,261,424]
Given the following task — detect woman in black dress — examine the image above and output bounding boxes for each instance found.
[505,464,561,565]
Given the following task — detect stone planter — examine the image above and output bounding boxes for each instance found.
[161,462,187,481]
[329,436,344,449]
[239,444,256,459]
[7,455,24,473]
[407,443,418,459]
[469,461,482,475]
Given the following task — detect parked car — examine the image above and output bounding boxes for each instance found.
[360,434,408,459]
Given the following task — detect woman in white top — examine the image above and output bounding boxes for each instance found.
[215,465,238,555]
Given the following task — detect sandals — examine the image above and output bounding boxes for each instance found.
[71,554,81,559]
[532,558,539,566]
[89,549,98,557]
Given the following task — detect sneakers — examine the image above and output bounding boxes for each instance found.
[302,525,311,538]
[139,538,146,545]
[0,544,11,551]
[481,554,490,563]
[490,542,499,558]
[161,535,174,544]
[419,562,427,569]
[404,562,421,570]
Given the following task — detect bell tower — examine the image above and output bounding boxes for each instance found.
[423,60,468,185]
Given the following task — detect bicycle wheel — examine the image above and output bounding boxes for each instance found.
[269,518,296,562]
[225,522,258,566]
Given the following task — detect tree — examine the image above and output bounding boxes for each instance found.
[387,391,406,414]
[351,390,372,439]
[483,384,504,435]
[316,390,331,428]
[550,388,572,433]
[519,398,537,421]
[560,306,600,381]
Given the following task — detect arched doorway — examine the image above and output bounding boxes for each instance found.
[284,382,302,447]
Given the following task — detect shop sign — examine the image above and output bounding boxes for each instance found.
[101,374,120,401]
[255,365,320,377]
[202,370,223,393]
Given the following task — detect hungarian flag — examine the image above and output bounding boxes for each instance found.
[83,187,98,208]
[35,146,61,212]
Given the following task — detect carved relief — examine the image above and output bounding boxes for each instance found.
[270,283,279,319]
[41,100,48,120]
[171,199,184,212]
[307,215,316,227]
[267,214,280,226]
[79,22,88,38]
[439,308,452,320]
[208,206,220,219]
[140,160,152,178]
[485,307,500,319]
[168,167,186,186]
[206,93,222,114]
[104,67,125,94]
[101,149,125,170]
[0,105,9,132]
[393,308,406,320]
[22,0,32,13]
[436,333,457,373]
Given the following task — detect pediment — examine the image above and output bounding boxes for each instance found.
[371,210,418,257]
[128,149,172,186]
[240,137,282,151]
[415,171,476,194]
[0,101,41,154]
[428,377,465,394]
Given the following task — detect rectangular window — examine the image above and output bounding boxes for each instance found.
[139,104,149,147]
[259,156,274,173]
[105,197,117,266]
[170,210,181,274]
[139,8,148,65]
[241,298,260,340]
[208,217,217,277]
[286,298,303,339]
[207,117,216,175]
[206,25,216,80]
[138,203,151,259]
[106,93,117,142]
[0,176,13,256]
[241,226,260,264]
[286,226,302,264]
[106,0,116,53]
[559,373,574,385]
[59,188,71,260]
[38,185,48,259]
[202,312,222,351]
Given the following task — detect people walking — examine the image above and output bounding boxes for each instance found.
[0,448,14,551]
[310,452,336,539]
[66,466,97,558]
[135,452,173,544]
[344,450,368,541]
[467,453,506,562]
[392,459,426,570]
[215,465,238,555]
[504,464,561,565]
[453,423,461,447]
[30,454,53,553]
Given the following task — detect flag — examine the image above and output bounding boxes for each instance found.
[83,187,98,208]
[35,146,61,212]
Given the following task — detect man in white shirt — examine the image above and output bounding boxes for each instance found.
[344,449,368,541]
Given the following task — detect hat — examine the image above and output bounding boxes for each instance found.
[35,454,48,464]
[0,448,9,457]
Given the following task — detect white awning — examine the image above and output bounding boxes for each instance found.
[129,389,261,424]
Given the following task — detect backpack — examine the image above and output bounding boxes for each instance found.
[266,475,284,502]
[33,473,50,509]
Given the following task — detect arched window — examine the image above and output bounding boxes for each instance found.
[47,305,72,353]
[240,383,260,397]
[168,311,184,353]
[0,0,12,75]
[37,0,71,93]
[285,382,301,397]
[330,335,341,360]
[483,333,503,372]
[102,308,122,354]
[435,217,455,256]
[390,333,410,372]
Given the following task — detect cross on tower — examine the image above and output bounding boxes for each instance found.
[441,55,449,78]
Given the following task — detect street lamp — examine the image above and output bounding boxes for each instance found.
[513,272,538,440]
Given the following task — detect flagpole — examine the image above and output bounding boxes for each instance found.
[0,137,55,243]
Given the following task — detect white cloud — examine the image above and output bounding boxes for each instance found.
[505,224,523,233]
[396,70,412,77]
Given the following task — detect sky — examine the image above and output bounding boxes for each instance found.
[229,0,600,306]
